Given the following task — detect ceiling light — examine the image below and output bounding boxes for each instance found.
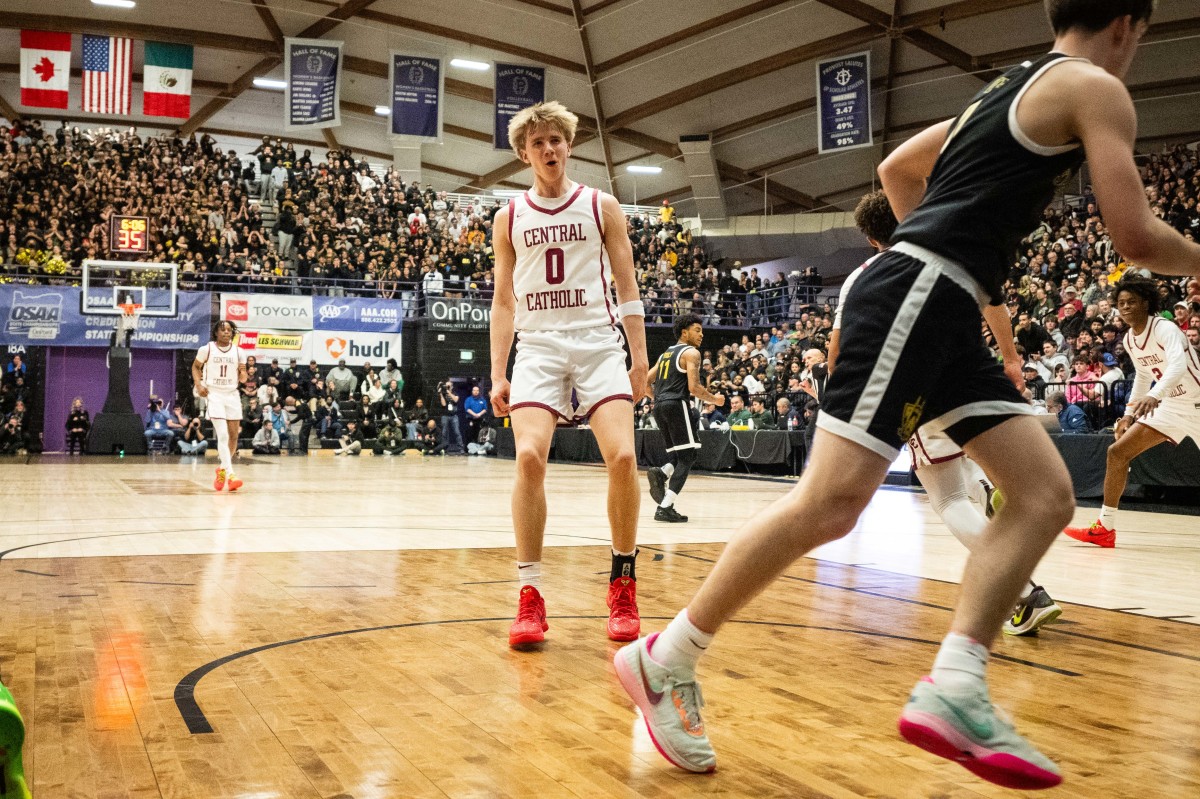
[450,58,490,71]
[375,105,390,116]
[626,165,662,174]
[253,78,288,90]
[92,0,137,7]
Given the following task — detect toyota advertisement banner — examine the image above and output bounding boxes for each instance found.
[222,295,402,365]
[221,294,313,329]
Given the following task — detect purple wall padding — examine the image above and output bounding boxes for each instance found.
[43,347,177,452]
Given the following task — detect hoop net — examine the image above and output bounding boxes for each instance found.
[114,302,142,339]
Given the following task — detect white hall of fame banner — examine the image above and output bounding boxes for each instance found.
[285,37,343,130]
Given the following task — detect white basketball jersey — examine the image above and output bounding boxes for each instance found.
[197,342,245,392]
[1123,316,1200,402]
[509,182,617,331]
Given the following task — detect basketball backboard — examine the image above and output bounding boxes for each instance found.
[81,260,178,318]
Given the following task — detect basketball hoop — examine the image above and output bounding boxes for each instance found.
[113,302,142,348]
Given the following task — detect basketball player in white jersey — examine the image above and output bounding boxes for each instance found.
[831,191,1062,636]
[489,101,649,648]
[192,320,249,492]
[1065,274,1200,547]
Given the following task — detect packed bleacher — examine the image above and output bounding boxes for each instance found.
[3,118,1198,452]
[0,120,824,323]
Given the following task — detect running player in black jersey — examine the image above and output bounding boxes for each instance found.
[645,314,725,523]
[614,1,1200,787]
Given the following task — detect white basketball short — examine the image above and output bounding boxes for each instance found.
[1134,397,1200,446]
[206,390,243,422]
[908,426,964,470]
[510,326,632,422]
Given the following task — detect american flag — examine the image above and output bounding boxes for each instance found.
[82,34,132,115]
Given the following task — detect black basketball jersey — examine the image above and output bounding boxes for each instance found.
[653,343,694,403]
[892,53,1087,304]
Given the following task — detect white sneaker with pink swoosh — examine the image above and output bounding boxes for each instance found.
[613,633,716,773]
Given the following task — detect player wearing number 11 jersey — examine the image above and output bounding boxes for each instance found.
[192,320,248,492]
[490,101,650,649]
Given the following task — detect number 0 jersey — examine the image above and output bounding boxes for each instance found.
[509,182,617,332]
[196,341,246,392]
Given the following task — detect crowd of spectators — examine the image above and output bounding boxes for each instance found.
[0,120,823,325]
[0,353,31,454]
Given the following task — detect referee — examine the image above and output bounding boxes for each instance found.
[645,314,725,522]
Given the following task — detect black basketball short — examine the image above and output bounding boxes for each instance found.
[819,242,1031,460]
[653,398,701,452]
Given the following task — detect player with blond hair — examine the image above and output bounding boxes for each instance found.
[489,101,649,647]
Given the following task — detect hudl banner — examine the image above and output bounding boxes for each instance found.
[389,54,443,141]
[817,51,872,154]
[285,38,342,130]
[494,64,545,151]
[313,296,404,333]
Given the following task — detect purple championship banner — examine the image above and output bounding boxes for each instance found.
[285,37,342,130]
[494,63,545,151]
[817,51,872,154]
[390,54,443,141]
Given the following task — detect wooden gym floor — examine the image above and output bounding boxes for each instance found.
[1,455,1197,798]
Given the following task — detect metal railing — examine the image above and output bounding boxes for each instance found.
[1,261,832,328]
[1041,378,1133,430]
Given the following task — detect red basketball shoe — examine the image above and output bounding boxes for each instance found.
[226,473,243,492]
[607,577,640,642]
[1063,520,1115,548]
[213,468,227,491]
[509,585,548,648]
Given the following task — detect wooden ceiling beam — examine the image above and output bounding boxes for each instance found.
[250,0,284,49]
[511,0,573,17]
[0,12,277,56]
[0,89,20,122]
[897,0,1040,31]
[592,0,794,75]
[356,8,586,74]
[605,25,878,130]
[570,0,615,193]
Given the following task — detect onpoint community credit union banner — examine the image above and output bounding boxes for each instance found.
[428,298,491,332]
[285,37,342,130]
[389,53,442,141]
[817,51,872,154]
[313,296,404,333]
[0,286,209,349]
[313,331,402,367]
[236,329,313,364]
[221,293,313,329]
[494,63,545,151]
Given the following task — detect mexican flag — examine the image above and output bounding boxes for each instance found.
[143,42,193,118]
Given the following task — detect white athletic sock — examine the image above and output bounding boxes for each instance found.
[517,561,542,591]
[661,462,675,478]
[214,422,233,472]
[612,548,636,558]
[1098,505,1118,529]
[650,609,713,679]
[660,489,678,509]
[931,632,988,694]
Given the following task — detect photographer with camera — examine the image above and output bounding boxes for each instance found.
[144,396,174,449]
[437,380,463,454]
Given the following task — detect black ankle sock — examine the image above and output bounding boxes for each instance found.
[610,549,637,582]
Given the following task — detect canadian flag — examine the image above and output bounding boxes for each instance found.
[20,30,71,109]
